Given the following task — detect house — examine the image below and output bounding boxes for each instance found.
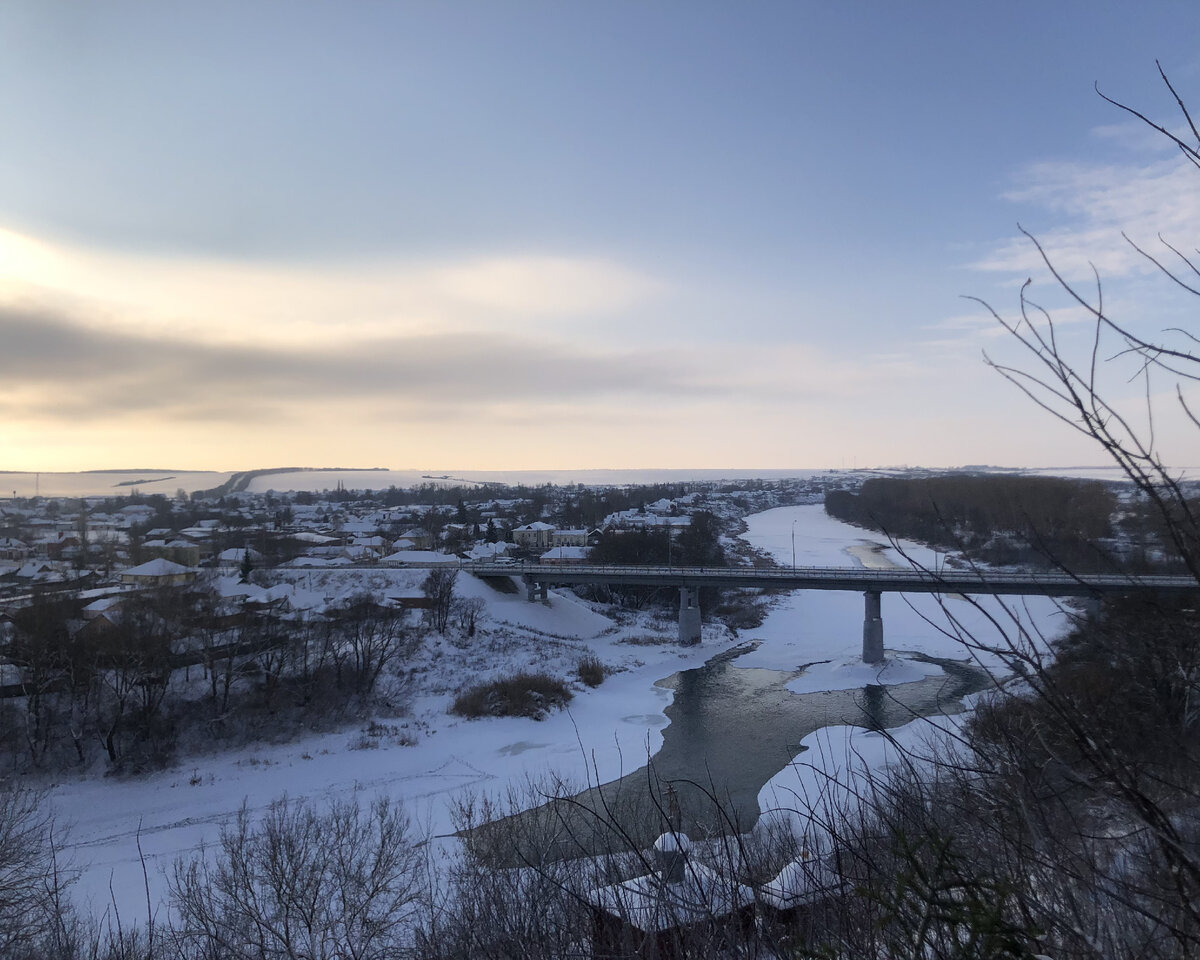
[552,528,588,547]
[82,596,124,620]
[587,833,754,959]
[120,558,198,586]
[380,550,459,566]
[397,527,434,550]
[466,540,517,560]
[117,505,157,524]
[15,560,61,581]
[72,612,121,643]
[0,538,29,562]
[216,547,264,571]
[540,545,590,564]
[143,538,202,566]
[350,535,389,557]
[513,521,555,550]
[42,533,80,561]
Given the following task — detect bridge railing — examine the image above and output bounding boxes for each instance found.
[339,558,1197,595]
[457,560,1196,592]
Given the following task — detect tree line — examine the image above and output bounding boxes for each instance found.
[825,474,1124,570]
[1,583,420,774]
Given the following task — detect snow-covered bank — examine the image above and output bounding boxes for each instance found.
[754,714,966,849]
[50,583,722,920]
[49,502,1072,923]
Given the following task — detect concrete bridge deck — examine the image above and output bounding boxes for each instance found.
[455,561,1198,597]
[344,560,1197,662]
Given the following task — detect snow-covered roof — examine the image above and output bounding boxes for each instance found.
[16,560,59,580]
[381,550,459,565]
[466,541,515,559]
[291,531,339,544]
[540,546,589,561]
[282,556,353,568]
[123,558,192,577]
[587,859,752,932]
[758,854,842,910]
[118,505,156,516]
[83,596,123,614]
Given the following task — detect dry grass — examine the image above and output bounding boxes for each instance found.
[576,655,606,688]
[451,672,573,720]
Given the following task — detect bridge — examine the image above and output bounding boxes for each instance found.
[444,560,1199,663]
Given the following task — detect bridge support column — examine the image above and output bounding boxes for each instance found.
[678,587,701,646]
[863,590,884,664]
[524,576,548,603]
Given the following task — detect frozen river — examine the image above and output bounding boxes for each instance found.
[46,503,1070,922]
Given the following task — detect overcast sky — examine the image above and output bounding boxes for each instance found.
[3,2,1200,472]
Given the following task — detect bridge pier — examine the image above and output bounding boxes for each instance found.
[863,590,884,664]
[678,587,701,646]
[524,576,548,604]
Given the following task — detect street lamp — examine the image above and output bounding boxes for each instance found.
[791,519,797,570]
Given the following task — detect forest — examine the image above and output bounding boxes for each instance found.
[824,474,1129,571]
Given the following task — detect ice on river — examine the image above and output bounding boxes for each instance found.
[48,502,1071,922]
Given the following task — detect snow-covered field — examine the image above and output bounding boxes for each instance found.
[47,504,1072,924]
[245,467,831,493]
[0,471,231,499]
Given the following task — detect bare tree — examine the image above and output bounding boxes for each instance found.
[919,61,1200,958]
[328,593,415,695]
[422,568,458,634]
[0,783,74,958]
[970,60,1200,583]
[452,597,485,638]
[170,796,424,960]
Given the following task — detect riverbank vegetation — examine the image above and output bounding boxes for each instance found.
[825,473,1128,571]
[0,584,419,775]
[450,671,574,720]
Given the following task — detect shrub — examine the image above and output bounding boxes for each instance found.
[576,655,605,687]
[451,672,573,720]
[171,797,423,959]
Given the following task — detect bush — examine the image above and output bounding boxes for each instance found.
[171,796,423,959]
[451,672,573,720]
[576,655,606,687]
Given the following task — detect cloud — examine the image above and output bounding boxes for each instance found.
[423,256,664,316]
[0,225,991,471]
[0,226,667,347]
[0,304,724,425]
[971,156,1200,280]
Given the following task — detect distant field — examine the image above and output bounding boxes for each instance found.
[0,471,232,498]
[0,465,1170,499]
[241,467,831,493]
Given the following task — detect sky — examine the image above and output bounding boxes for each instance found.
[2,1,1200,472]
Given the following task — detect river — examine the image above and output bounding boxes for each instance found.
[465,504,1066,864]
